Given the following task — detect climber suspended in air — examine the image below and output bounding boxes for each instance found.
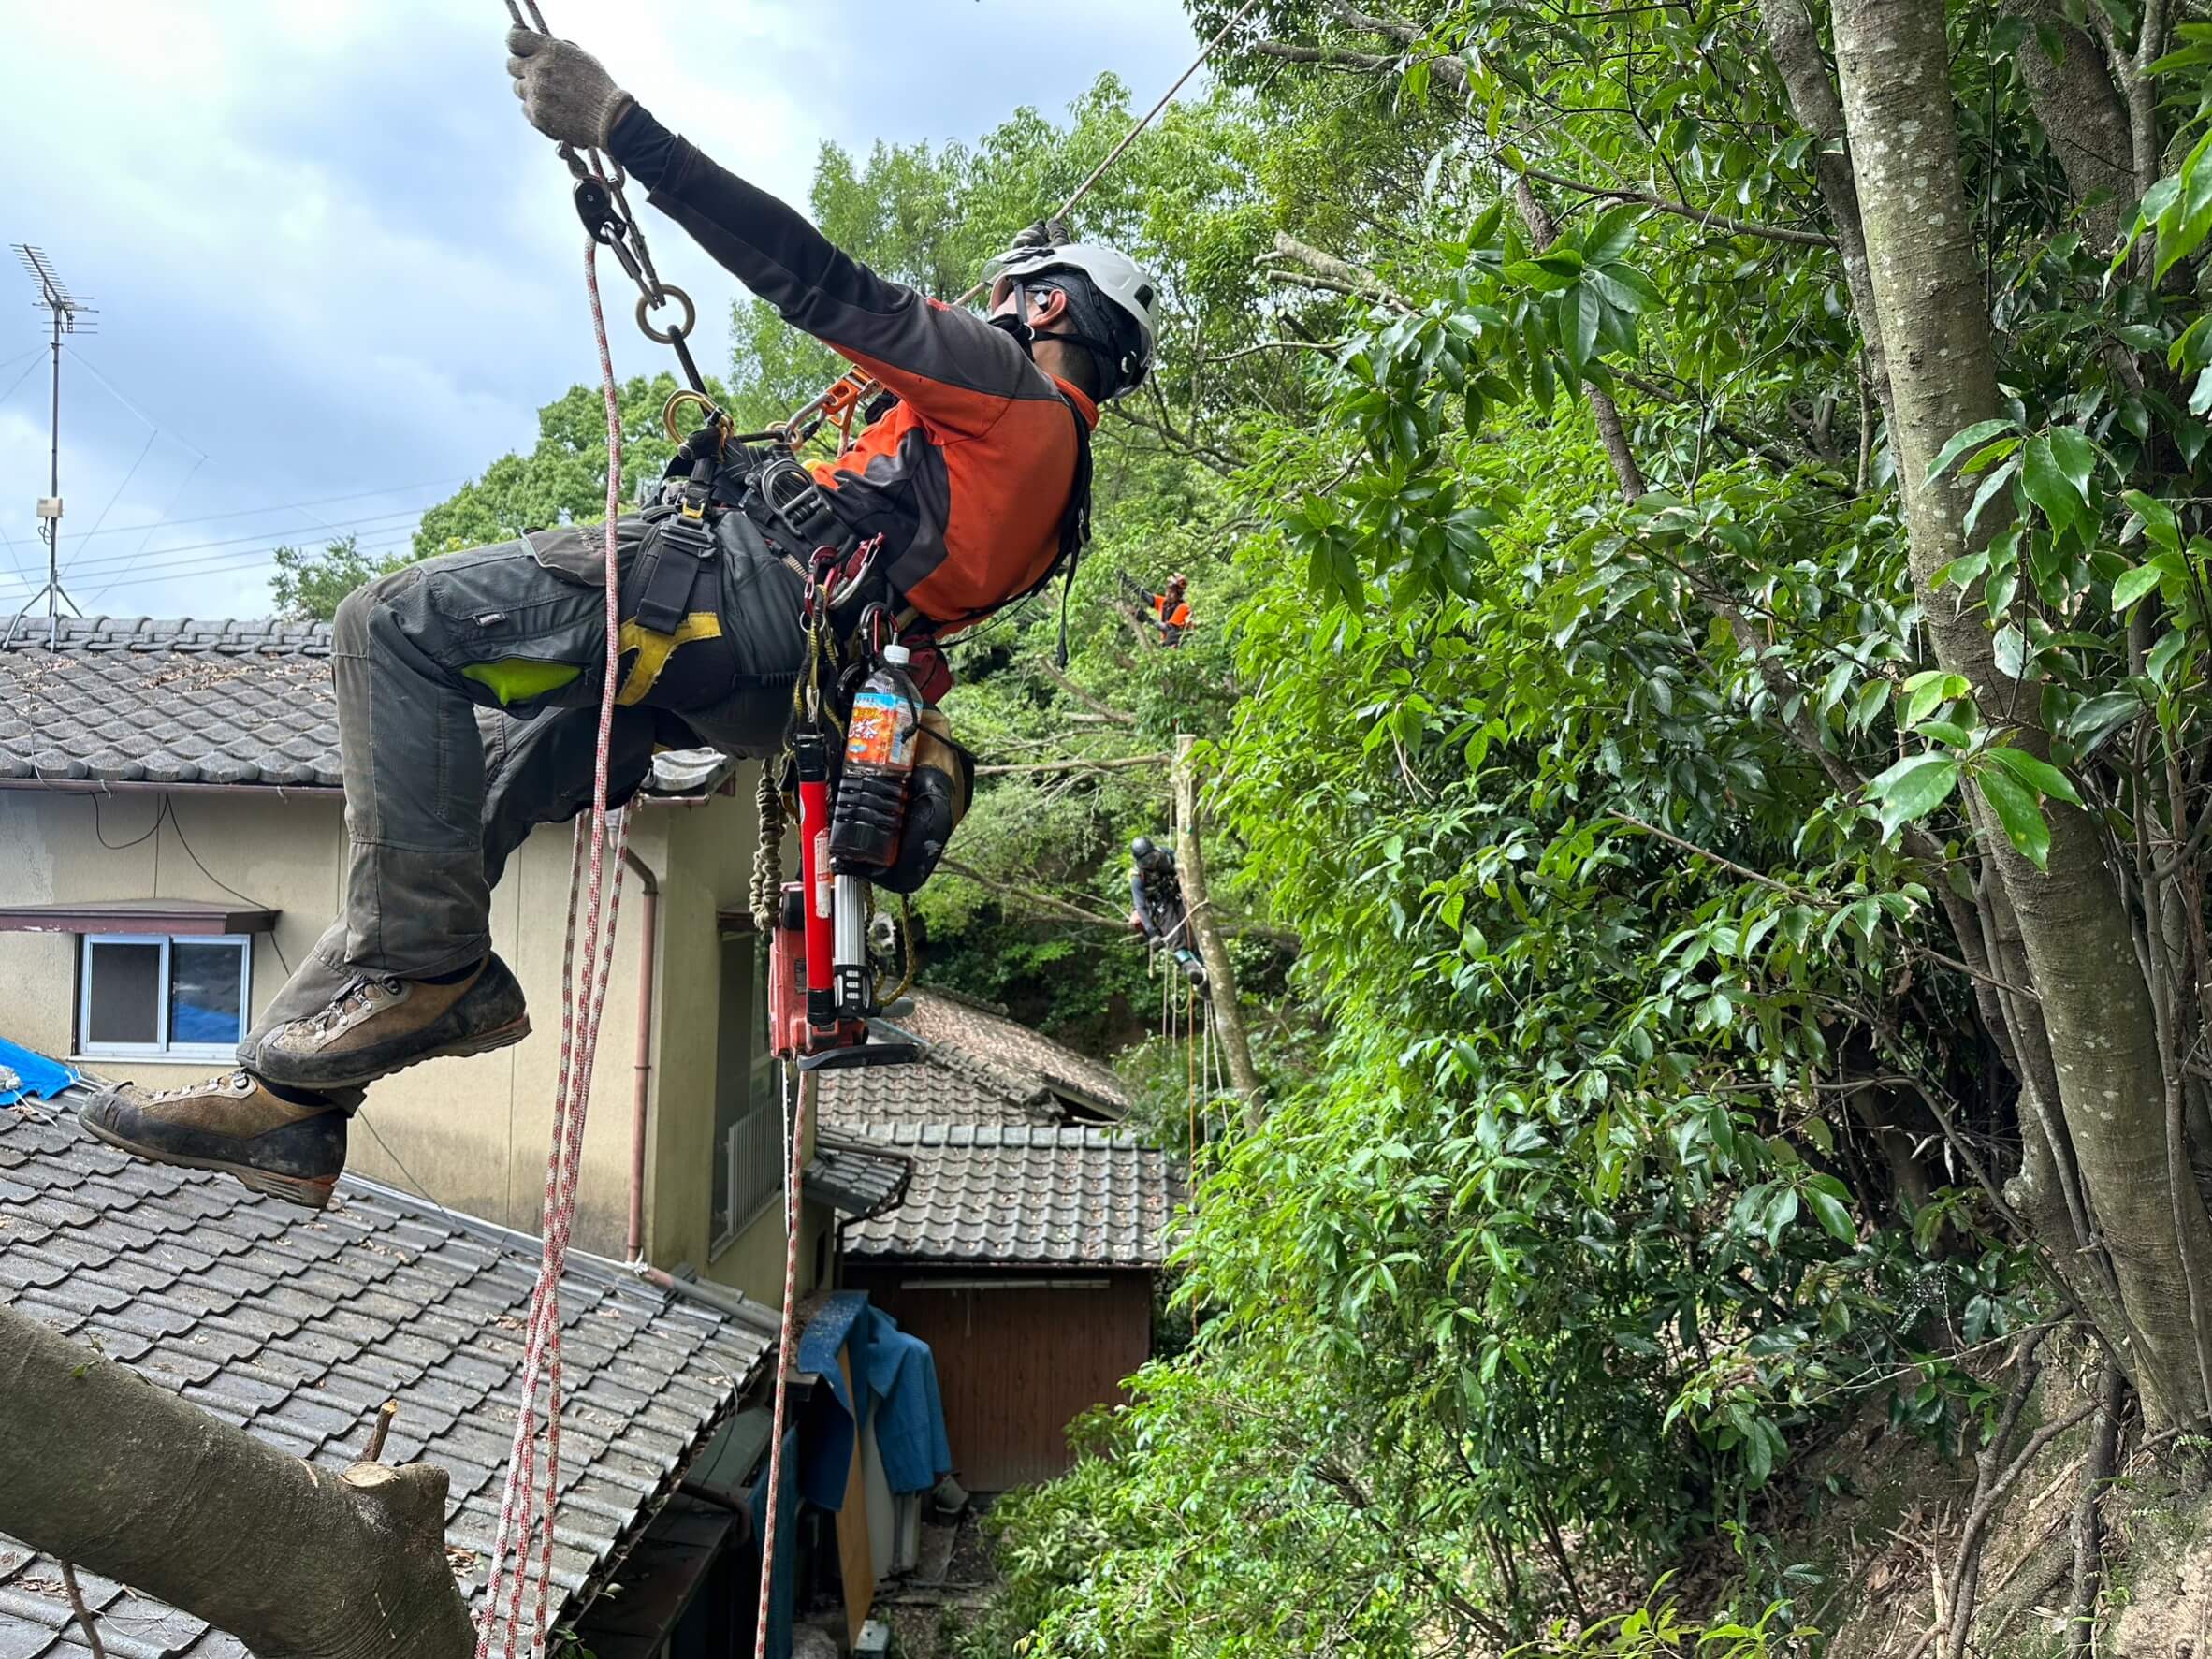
[79,27,1163,1210]
[1129,837,1207,991]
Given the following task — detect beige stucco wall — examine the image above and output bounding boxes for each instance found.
[0,780,824,1304]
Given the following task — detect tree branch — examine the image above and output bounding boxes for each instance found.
[1756,0,1895,420]
[1517,164,1840,248]
[976,752,1171,777]
[0,1303,476,1659]
[1259,233,1419,313]
[1029,658,1139,726]
[59,1564,107,1659]
[1103,402,1244,477]
[937,855,1129,929]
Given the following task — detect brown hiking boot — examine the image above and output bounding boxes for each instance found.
[249,953,531,1092]
[79,1071,353,1210]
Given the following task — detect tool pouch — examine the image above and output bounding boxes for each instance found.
[874,707,975,895]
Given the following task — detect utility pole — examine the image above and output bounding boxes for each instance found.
[7,245,95,650]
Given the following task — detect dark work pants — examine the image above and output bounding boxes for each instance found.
[236,517,807,1069]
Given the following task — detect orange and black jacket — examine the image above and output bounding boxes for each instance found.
[609,105,1097,641]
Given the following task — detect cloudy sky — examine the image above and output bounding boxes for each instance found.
[0,0,1198,621]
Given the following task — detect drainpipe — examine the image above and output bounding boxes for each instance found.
[621,846,660,1265]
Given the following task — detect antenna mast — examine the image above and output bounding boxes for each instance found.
[7,245,95,649]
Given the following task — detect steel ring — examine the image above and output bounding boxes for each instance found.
[636,284,696,344]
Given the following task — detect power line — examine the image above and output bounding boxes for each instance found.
[5,522,422,594]
[68,531,422,609]
[11,502,440,583]
[48,476,468,543]
[47,531,421,608]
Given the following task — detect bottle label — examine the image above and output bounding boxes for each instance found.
[845,689,918,771]
[812,830,833,919]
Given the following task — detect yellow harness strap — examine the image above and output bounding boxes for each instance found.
[616,612,723,706]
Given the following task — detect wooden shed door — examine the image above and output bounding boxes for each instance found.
[849,1272,1153,1492]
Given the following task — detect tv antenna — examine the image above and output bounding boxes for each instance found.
[7,245,96,649]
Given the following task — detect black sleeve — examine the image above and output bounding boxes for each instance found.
[605,103,1041,437]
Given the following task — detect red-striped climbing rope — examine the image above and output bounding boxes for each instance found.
[752,1064,812,1657]
[474,233,631,1659]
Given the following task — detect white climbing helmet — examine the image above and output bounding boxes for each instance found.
[988,239,1161,398]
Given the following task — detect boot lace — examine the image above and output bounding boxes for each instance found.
[302,974,403,1036]
[147,1070,252,1103]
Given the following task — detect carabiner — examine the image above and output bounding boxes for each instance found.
[662,387,732,447]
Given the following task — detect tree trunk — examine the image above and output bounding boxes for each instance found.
[1755,0,1895,419]
[2004,0,2136,250]
[1173,732,1265,1123]
[1830,0,2212,1426]
[0,1302,477,1659]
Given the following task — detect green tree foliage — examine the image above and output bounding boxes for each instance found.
[411,371,712,555]
[962,0,2212,1647]
[270,535,390,621]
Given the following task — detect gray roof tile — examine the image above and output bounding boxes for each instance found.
[813,989,1129,1134]
[0,1099,772,1656]
[803,1133,910,1218]
[843,1123,1179,1268]
[0,619,343,788]
[0,618,736,798]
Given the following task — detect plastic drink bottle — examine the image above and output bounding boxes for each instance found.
[831,642,923,871]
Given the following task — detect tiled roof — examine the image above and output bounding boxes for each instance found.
[841,1125,1176,1269]
[813,1042,1044,1133]
[804,1132,911,1219]
[899,992,1130,1118]
[814,990,1129,1136]
[0,1093,772,1657]
[0,618,341,787]
[0,617,738,796]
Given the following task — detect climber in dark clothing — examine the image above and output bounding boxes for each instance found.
[78,27,1163,1211]
[1129,837,1205,989]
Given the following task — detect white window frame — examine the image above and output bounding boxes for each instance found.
[78,932,253,1062]
[710,931,784,1259]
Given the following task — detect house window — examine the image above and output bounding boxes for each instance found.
[711,930,783,1254]
[79,934,251,1059]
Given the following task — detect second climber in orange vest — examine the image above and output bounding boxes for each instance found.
[1149,574,1193,647]
[77,27,1164,1210]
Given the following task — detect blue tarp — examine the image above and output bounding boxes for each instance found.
[747,1427,800,1659]
[792,1292,953,1510]
[860,1304,953,1496]
[0,1037,74,1107]
[795,1292,870,1510]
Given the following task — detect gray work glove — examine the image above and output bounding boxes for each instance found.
[506,27,633,149]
